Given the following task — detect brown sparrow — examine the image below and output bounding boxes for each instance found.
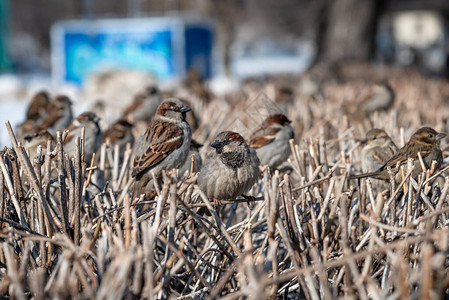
[103,119,134,151]
[179,139,203,176]
[342,81,395,127]
[353,127,446,182]
[26,91,50,121]
[63,112,102,162]
[275,87,294,114]
[360,129,398,173]
[123,86,162,123]
[23,129,55,159]
[184,69,212,103]
[198,131,260,203]
[132,98,192,194]
[248,114,294,170]
[359,81,395,114]
[17,91,51,139]
[40,95,73,135]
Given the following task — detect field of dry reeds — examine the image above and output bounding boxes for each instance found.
[1,64,449,299]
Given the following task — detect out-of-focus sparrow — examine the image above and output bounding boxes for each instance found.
[40,95,73,135]
[26,91,50,121]
[184,69,212,103]
[360,128,398,173]
[353,127,446,182]
[24,129,55,159]
[63,112,102,162]
[132,98,192,195]
[123,86,162,123]
[179,139,203,176]
[248,114,294,170]
[359,80,395,114]
[17,91,51,139]
[298,74,322,97]
[198,131,260,204]
[103,119,134,151]
[275,87,294,114]
[342,81,395,128]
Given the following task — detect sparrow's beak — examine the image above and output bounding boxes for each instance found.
[437,132,446,139]
[94,116,101,123]
[211,141,222,149]
[180,105,191,113]
[211,141,224,153]
[360,138,368,145]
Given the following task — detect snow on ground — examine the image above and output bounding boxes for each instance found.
[0,98,27,147]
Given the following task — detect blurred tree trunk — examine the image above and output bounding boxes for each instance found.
[320,0,376,63]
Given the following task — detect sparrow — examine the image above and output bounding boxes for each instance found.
[23,129,55,160]
[359,80,395,114]
[184,69,212,103]
[39,95,73,135]
[198,131,260,203]
[17,91,51,139]
[103,119,135,151]
[275,87,294,114]
[360,128,398,173]
[132,98,192,195]
[123,86,162,123]
[248,114,294,170]
[26,91,51,121]
[342,81,394,127]
[353,127,446,182]
[179,139,203,176]
[63,112,102,162]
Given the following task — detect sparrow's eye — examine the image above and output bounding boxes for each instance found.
[372,137,376,140]
[428,134,434,138]
[170,106,175,110]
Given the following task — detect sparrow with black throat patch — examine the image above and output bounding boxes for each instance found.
[198,131,260,207]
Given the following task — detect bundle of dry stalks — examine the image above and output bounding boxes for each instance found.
[0,66,449,299]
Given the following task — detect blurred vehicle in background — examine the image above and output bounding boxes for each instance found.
[230,37,315,78]
[376,8,448,76]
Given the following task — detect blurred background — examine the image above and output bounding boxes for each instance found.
[0,0,449,143]
[3,0,449,80]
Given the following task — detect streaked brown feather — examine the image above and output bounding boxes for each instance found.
[103,120,132,143]
[40,105,62,129]
[248,127,280,148]
[132,120,184,178]
[123,96,145,116]
[26,92,49,121]
[379,143,431,171]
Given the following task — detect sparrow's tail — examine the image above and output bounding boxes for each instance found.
[351,171,380,180]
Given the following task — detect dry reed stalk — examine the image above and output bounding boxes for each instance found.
[0,70,448,298]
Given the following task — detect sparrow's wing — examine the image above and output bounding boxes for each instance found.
[103,123,128,143]
[40,108,61,129]
[123,98,144,116]
[380,144,431,170]
[248,127,280,148]
[132,120,184,178]
[389,141,399,152]
[371,147,392,166]
[62,126,78,145]
[27,93,49,120]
